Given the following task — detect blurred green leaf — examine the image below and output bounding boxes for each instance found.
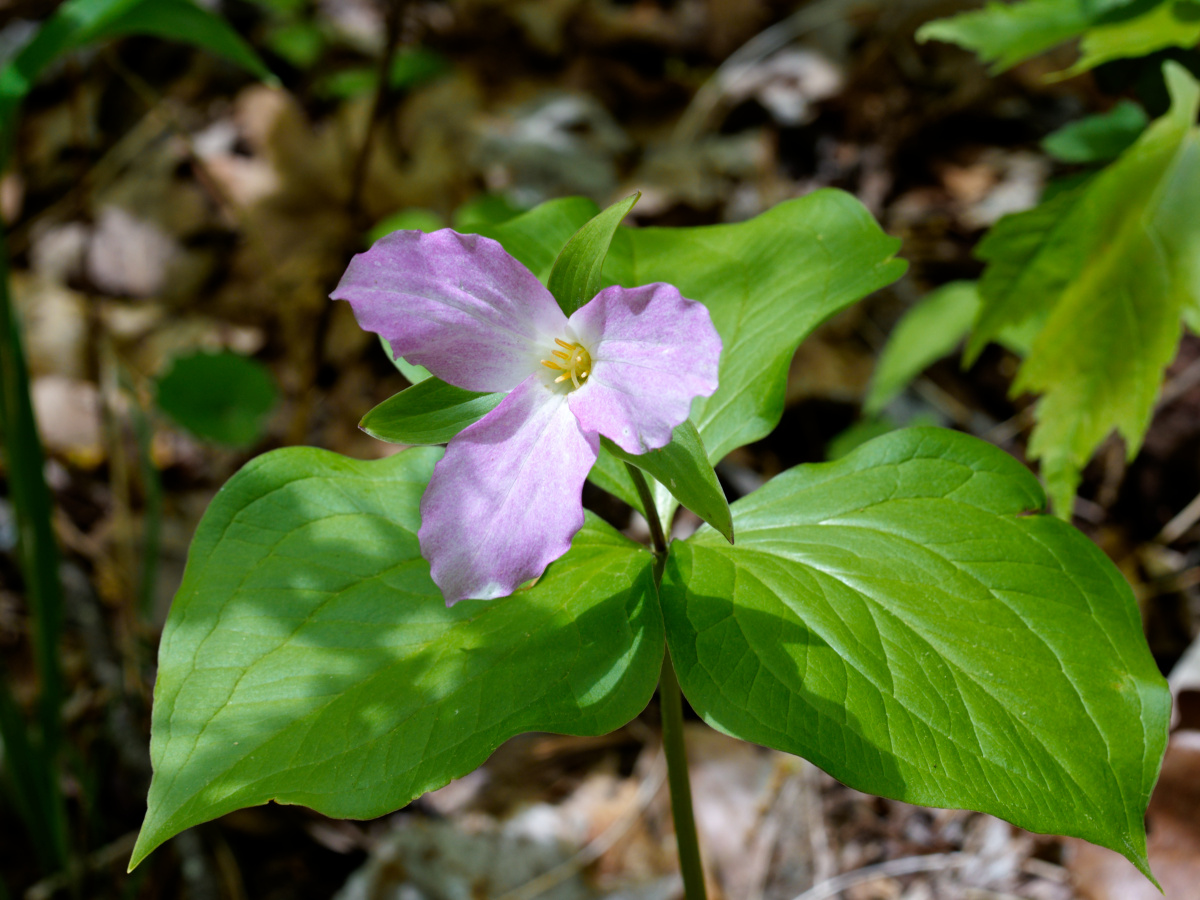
[315,66,374,99]
[368,208,446,244]
[970,62,1200,515]
[389,47,450,90]
[1042,101,1150,163]
[865,281,982,416]
[265,21,323,69]
[131,447,662,868]
[0,231,67,869]
[1062,0,1200,76]
[0,0,275,167]
[917,0,1197,76]
[664,427,1169,881]
[916,0,1090,72]
[454,194,530,232]
[155,350,278,447]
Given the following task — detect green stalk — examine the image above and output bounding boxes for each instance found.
[0,226,69,868]
[624,463,708,900]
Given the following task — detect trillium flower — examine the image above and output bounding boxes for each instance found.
[332,229,722,604]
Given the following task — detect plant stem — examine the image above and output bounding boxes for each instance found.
[623,462,708,900]
[624,462,668,555]
[659,651,708,900]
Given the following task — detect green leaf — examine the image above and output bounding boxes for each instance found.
[388,47,450,90]
[916,0,1091,72]
[600,421,734,543]
[1082,0,1145,13]
[1,0,275,168]
[1061,0,1200,77]
[865,281,982,416]
[1042,101,1150,163]
[663,427,1169,880]
[315,67,374,100]
[155,350,278,447]
[965,186,1084,364]
[88,0,277,80]
[473,197,600,282]
[360,378,503,445]
[546,193,640,316]
[378,335,433,384]
[265,21,323,70]
[970,62,1200,515]
[451,194,526,231]
[368,208,445,244]
[611,190,907,467]
[131,447,663,869]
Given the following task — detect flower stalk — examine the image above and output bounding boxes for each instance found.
[626,462,708,900]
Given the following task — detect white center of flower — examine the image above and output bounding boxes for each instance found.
[541,338,592,391]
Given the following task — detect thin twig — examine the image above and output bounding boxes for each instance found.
[789,852,970,900]
[1159,485,1200,545]
[347,0,405,219]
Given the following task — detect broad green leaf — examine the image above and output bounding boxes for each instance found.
[131,447,663,869]
[547,193,640,316]
[916,0,1090,73]
[600,421,734,543]
[609,190,907,467]
[473,197,600,282]
[971,63,1200,514]
[360,379,503,445]
[1061,0,1200,76]
[0,0,275,166]
[865,281,981,416]
[1042,101,1149,163]
[663,427,1169,880]
[155,350,278,447]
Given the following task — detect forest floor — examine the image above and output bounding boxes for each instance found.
[1,0,1199,897]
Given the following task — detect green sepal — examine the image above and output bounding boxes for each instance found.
[547,193,640,316]
[360,378,503,445]
[601,420,734,544]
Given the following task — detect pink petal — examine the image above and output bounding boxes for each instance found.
[419,374,598,604]
[331,230,567,393]
[566,283,721,455]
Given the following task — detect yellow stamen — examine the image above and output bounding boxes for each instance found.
[540,339,593,392]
